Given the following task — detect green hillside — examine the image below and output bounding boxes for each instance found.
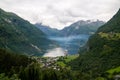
[0,49,33,76]
[0,8,56,56]
[69,9,120,80]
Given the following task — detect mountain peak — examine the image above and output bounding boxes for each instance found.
[0,8,6,14]
[61,20,105,36]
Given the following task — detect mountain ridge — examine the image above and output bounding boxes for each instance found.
[0,8,57,56]
[35,23,61,36]
[60,20,105,36]
[35,20,105,37]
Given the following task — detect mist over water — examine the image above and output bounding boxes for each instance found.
[43,34,90,57]
[50,35,89,53]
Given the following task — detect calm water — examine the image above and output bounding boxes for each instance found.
[48,34,90,54]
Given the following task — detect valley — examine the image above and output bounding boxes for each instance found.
[35,20,104,55]
[0,5,120,80]
[33,54,79,69]
[48,34,90,54]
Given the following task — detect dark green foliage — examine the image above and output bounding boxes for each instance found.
[0,49,32,75]
[19,63,79,80]
[19,60,96,80]
[97,9,120,33]
[0,48,81,80]
[0,8,56,56]
[69,9,120,79]
[0,73,20,80]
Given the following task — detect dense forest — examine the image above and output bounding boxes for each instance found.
[0,7,120,80]
[0,49,81,80]
[69,9,120,80]
[0,49,32,79]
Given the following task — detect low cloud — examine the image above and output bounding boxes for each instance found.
[0,0,120,29]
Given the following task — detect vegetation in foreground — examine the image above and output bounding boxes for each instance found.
[0,49,81,80]
[0,5,120,80]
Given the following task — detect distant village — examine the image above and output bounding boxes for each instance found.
[31,50,68,70]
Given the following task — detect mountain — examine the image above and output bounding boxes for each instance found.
[69,9,120,79]
[35,20,104,55]
[0,8,57,56]
[35,23,61,36]
[35,20,105,37]
[60,20,105,36]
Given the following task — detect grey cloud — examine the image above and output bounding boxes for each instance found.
[0,0,120,29]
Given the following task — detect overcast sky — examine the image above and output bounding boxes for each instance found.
[0,0,120,29]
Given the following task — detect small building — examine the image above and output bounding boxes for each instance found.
[114,75,120,80]
[64,50,68,56]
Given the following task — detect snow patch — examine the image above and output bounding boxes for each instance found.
[4,18,12,23]
[75,26,79,29]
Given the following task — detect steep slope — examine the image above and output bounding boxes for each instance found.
[69,9,120,79]
[35,20,104,54]
[35,23,61,36]
[0,8,56,56]
[0,48,32,74]
[60,20,105,36]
